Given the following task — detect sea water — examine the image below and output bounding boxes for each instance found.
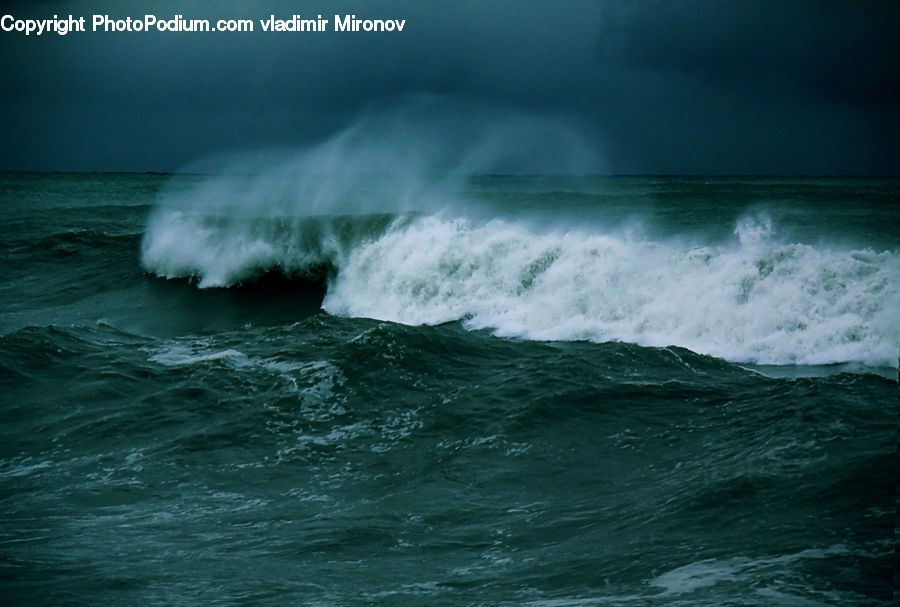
[1,172,897,605]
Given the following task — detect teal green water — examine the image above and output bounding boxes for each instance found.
[1,173,897,605]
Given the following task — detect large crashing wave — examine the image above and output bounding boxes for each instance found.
[142,210,900,368]
[139,100,898,368]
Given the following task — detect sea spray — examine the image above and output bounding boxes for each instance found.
[320,214,899,367]
[141,207,900,368]
[141,211,403,287]
[138,103,897,369]
[146,97,602,221]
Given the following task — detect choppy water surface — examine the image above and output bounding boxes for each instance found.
[1,172,897,605]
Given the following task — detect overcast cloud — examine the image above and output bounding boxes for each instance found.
[1,0,898,174]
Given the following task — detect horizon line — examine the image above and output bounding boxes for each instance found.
[1,169,898,179]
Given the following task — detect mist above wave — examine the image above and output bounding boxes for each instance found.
[148,96,603,219]
[142,97,601,284]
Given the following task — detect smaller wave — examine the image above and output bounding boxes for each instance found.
[140,210,405,287]
[146,340,346,407]
[8,229,141,261]
[148,345,247,367]
[650,545,871,601]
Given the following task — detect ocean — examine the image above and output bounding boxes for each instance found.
[1,171,897,605]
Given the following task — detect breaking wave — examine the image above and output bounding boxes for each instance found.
[141,210,900,368]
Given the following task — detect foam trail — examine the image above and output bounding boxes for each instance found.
[322,215,899,368]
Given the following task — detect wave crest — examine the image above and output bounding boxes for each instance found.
[322,216,899,367]
[141,210,403,287]
[141,210,899,368]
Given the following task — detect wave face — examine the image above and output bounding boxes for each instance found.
[142,208,900,368]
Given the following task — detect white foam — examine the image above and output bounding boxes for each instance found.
[149,343,247,366]
[141,211,337,287]
[650,545,856,597]
[322,215,900,367]
[148,342,345,398]
[141,206,899,368]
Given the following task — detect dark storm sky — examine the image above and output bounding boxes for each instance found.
[1,0,898,174]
